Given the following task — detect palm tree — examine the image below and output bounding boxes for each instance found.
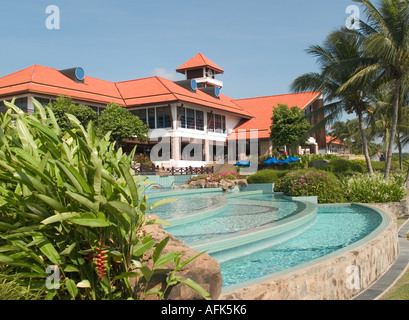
[291,28,375,174]
[368,87,409,171]
[340,0,409,179]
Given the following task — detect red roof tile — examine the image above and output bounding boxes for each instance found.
[117,76,252,117]
[326,135,344,145]
[176,53,224,74]
[228,92,322,140]
[0,65,251,118]
[0,65,124,105]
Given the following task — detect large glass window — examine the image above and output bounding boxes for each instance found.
[207,112,214,132]
[131,108,147,124]
[34,97,51,106]
[156,106,171,129]
[0,100,6,114]
[195,110,204,131]
[148,108,156,129]
[207,113,226,133]
[186,108,195,129]
[177,106,186,129]
[14,97,28,113]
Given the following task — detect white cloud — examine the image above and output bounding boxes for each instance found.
[152,68,177,81]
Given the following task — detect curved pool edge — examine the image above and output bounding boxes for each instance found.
[219,203,399,300]
[189,198,317,255]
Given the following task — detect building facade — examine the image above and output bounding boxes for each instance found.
[0,53,327,168]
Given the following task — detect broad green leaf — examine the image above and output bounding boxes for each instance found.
[140,266,153,282]
[132,239,156,257]
[145,218,171,227]
[44,290,57,300]
[60,242,78,256]
[33,236,62,265]
[16,118,38,157]
[65,279,78,299]
[36,195,66,214]
[118,162,139,206]
[153,237,169,264]
[66,191,98,213]
[113,272,140,281]
[0,254,14,263]
[41,212,80,225]
[76,280,91,288]
[150,198,179,211]
[107,201,137,220]
[69,218,112,228]
[154,251,183,268]
[178,278,212,300]
[64,265,80,273]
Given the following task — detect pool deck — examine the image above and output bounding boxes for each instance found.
[353,219,409,300]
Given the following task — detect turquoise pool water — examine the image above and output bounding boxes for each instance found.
[147,189,384,290]
[149,192,227,220]
[219,205,382,288]
[164,194,304,244]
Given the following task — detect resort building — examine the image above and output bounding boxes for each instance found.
[0,53,327,168]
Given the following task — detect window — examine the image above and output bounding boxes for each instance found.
[177,106,186,129]
[0,100,6,114]
[34,97,51,106]
[195,110,204,131]
[14,97,28,113]
[208,112,214,132]
[148,108,156,129]
[156,106,171,129]
[215,114,222,133]
[131,108,147,124]
[207,112,226,133]
[186,108,195,129]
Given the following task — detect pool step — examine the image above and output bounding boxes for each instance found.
[190,200,317,262]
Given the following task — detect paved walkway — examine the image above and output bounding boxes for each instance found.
[353,219,409,300]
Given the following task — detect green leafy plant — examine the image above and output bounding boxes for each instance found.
[247,170,289,184]
[342,173,406,203]
[277,169,346,203]
[0,98,211,300]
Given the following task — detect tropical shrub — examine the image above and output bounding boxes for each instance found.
[322,159,365,174]
[277,169,346,203]
[247,170,288,184]
[0,99,210,300]
[343,173,406,203]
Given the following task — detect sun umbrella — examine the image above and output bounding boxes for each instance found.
[263,157,283,165]
[234,160,251,167]
[282,156,301,164]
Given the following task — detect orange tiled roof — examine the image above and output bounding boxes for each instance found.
[0,65,124,105]
[228,92,322,140]
[0,65,251,118]
[326,135,344,145]
[176,53,224,74]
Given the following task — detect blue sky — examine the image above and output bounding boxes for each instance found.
[1,0,360,100]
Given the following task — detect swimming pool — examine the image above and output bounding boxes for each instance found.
[147,189,385,290]
[220,204,383,289]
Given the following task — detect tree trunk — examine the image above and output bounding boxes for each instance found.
[384,78,402,180]
[405,165,409,189]
[357,111,374,175]
[396,134,403,171]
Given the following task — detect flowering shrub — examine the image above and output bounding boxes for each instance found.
[192,172,241,183]
[342,173,406,203]
[276,169,345,203]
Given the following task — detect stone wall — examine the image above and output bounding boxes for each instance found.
[369,198,409,219]
[220,207,398,300]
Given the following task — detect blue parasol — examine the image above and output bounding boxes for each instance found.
[282,156,301,164]
[234,160,251,167]
[263,157,283,164]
